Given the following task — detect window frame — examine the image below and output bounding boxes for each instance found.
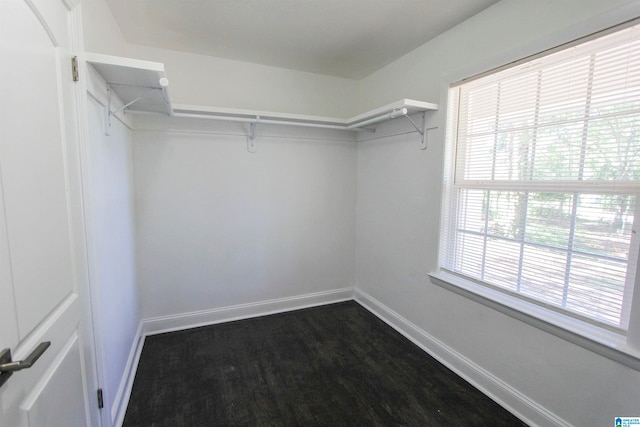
[432,19,640,371]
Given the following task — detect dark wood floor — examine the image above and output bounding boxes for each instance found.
[123,301,527,426]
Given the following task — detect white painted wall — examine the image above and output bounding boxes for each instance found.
[84,75,140,424]
[125,44,360,118]
[132,116,356,321]
[81,0,128,57]
[355,1,640,426]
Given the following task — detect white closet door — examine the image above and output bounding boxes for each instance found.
[0,0,99,426]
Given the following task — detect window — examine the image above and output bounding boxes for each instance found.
[440,22,640,334]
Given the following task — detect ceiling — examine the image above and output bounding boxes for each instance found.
[106,0,500,79]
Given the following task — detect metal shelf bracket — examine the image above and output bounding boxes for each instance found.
[105,78,169,136]
[402,111,437,150]
[247,115,260,153]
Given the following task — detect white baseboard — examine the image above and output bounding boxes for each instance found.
[111,288,353,426]
[142,287,355,336]
[112,287,564,427]
[353,288,571,427]
[112,322,145,427]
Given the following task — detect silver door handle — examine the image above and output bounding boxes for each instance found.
[0,342,51,372]
[0,342,51,388]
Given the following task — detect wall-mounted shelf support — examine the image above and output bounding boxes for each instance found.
[352,108,436,150]
[247,115,260,153]
[402,110,423,134]
[110,86,159,115]
[106,84,162,135]
[400,110,430,150]
[345,103,437,149]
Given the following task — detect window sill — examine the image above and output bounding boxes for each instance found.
[428,270,640,371]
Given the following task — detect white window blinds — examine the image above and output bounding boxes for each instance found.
[441,23,640,331]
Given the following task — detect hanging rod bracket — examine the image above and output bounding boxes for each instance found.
[402,111,437,150]
[105,78,169,136]
[346,107,436,148]
[403,112,424,137]
[247,115,260,153]
[406,112,427,150]
[105,86,112,136]
[111,88,156,116]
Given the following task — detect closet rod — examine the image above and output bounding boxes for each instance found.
[128,106,428,133]
[346,108,408,130]
[170,112,350,131]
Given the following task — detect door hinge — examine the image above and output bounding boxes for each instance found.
[97,388,104,409]
[71,56,79,82]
